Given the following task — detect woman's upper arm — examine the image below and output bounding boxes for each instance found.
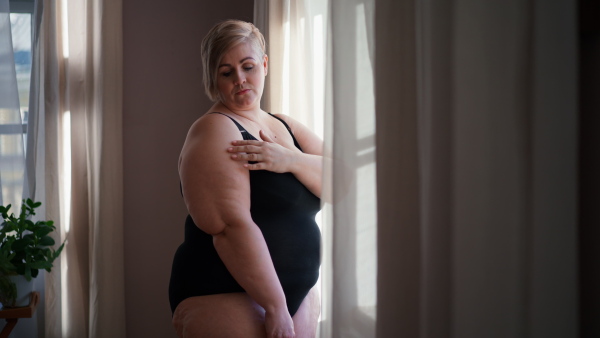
[274,114,323,156]
[179,115,252,234]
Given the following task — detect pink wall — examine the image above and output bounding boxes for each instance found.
[122,1,254,337]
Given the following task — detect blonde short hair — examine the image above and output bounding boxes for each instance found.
[201,20,266,102]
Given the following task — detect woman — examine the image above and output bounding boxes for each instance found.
[169,20,323,337]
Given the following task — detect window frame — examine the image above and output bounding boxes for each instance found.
[8,0,34,14]
[1,0,35,136]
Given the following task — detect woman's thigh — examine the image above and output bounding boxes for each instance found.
[292,287,320,338]
[173,293,266,338]
[172,288,321,338]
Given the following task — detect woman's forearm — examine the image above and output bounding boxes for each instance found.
[290,153,323,198]
[212,222,288,314]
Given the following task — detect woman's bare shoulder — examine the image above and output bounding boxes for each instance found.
[179,112,251,234]
[187,112,234,139]
[271,113,293,125]
[179,112,236,165]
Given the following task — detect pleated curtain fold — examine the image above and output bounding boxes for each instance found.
[257,0,580,337]
[376,0,578,337]
[39,1,126,337]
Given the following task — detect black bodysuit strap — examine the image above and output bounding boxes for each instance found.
[209,112,256,141]
[267,113,303,152]
[181,112,303,197]
[210,112,303,152]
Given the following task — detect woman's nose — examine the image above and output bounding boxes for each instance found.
[233,70,246,85]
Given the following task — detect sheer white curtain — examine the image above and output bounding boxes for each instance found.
[255,0,328,137]
[376,0,578,337]
[323,1,377,337]
[255,1,377,337]
[37,0,126,337]
[260,0,579,337]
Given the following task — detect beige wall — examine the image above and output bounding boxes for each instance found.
[122,1,254,337]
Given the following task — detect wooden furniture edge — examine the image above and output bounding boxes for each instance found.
[0,292,40,318]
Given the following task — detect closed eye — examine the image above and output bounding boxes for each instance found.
[221,65,254,77]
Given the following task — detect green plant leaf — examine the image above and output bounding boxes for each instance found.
[29,261,52,269]
[53,242,65,260]
[40,248,50,257]
[12,238,33,251]
[34,227,52,238]
[39,236,55,246]
[0,199,64,281]
[24,267,32,281]
[2,223,16,233]
[1,204,10,214]
[24,220,35,230]
[34,250,46,260]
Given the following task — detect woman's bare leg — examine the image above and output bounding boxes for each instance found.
[173,293,266,338]
[292,287,320,338]
[172,288,320,338]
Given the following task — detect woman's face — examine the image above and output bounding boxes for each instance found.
[216,42,267,111]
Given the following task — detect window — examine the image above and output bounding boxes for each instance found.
[9,0,34,129]
[0,0,34,206]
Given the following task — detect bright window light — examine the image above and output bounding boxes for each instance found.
[60,109,71,335]
[61,0,69,58]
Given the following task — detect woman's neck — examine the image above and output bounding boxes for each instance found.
[213,102,266,124]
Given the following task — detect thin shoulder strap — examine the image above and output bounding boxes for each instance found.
[209,112,256,141]
[267,113,303,152]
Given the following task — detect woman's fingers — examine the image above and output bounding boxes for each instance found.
[228,145,262,154]
[242,162,266,170]
[265,309,295,338]
[230,139,264,146]
[259,130,275,143]
[232,153,262,161]
[227,133,295,173]
[229,129,274,147]
[230,140,262,146]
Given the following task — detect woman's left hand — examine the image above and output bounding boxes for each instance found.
[228,130,299,173]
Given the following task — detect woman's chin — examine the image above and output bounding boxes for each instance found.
[227,98,258,110]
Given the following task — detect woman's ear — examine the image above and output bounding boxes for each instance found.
[263,54,268,76]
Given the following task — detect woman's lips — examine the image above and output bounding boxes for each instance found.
[236,89,250,95]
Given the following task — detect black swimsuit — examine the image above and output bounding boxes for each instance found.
[169,113,321,317]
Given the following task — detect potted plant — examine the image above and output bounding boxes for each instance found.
[0,199,65,307]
